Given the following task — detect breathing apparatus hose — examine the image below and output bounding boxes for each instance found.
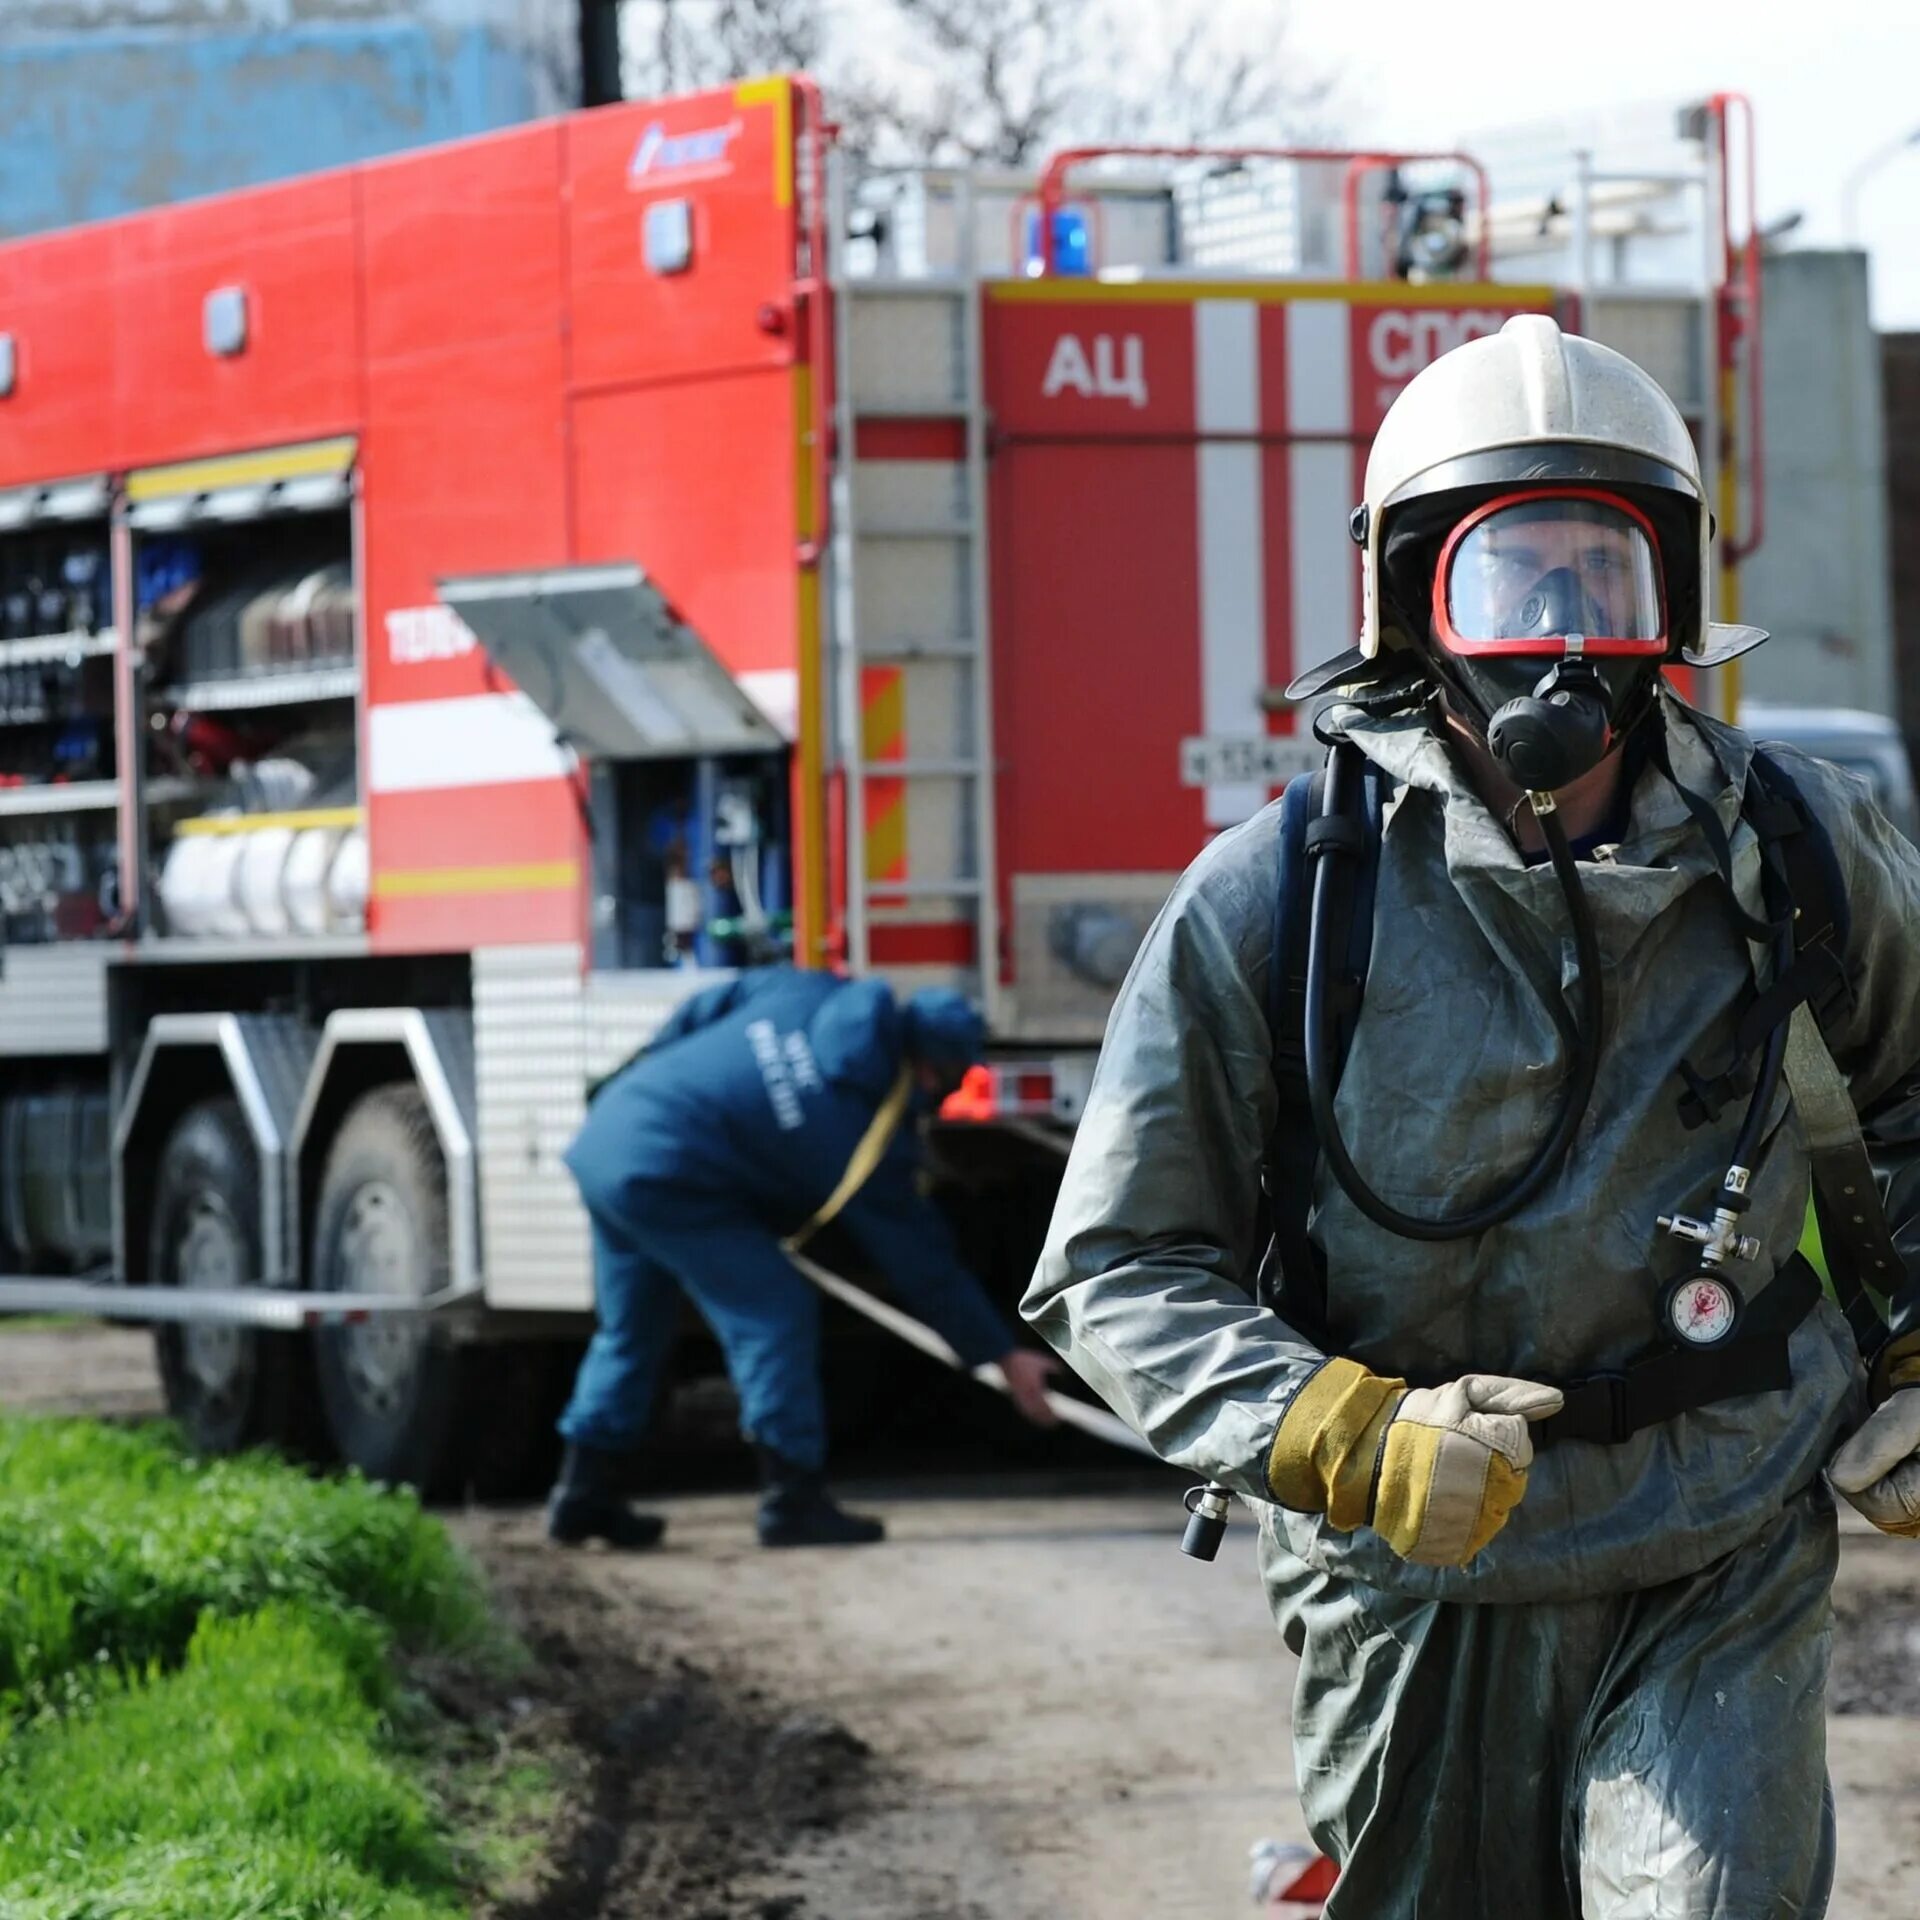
[1303,741,1605,1241]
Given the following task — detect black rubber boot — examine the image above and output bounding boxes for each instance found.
[546,1442,666,1550]
[754,1445,885,1548]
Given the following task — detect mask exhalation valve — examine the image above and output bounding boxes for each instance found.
[1484,655,1615,792]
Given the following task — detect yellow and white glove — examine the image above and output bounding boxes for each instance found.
[1267,1357,1565,1568]
[1828,1351,1920,1539]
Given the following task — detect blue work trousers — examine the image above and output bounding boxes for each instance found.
[557,1182,827,1469]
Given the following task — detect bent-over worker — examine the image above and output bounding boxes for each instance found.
[550,967,1059,1549]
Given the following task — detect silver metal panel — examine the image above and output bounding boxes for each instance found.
[956,241,1007,1037]
[112,1011,317,1287]
[0,629,115,669]
[845,290,967,411]
[419,1009,477,1149]
[133,934,371,964]
[291,1008,483,1301]
[1583,294,1706,417]
[1007,871,1179,1042]
[0,1277,471,1331]
[847,170,1174,280]
[438,563,781,759]
[0,945,111,1056]
[582,965,731,1082]
[231,1014,318,1150]
[1175,164,1309,272]
[836,236,997,1019]
[852,536,971,652]
[226,1014,317,1282]
[0,474,110,530]
[472,945,591,1314]
[470,953,730,1312]
[850,460,970,534]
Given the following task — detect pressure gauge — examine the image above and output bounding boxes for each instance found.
[1662,1272,1742,1349]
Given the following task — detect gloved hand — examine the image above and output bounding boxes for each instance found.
[1828,1353,1920,1539]
[1267,1357,1564,1568]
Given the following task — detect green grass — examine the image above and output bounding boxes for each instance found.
[0,1416,530,1919]
[0,1604,463,1918]
[0,1418,489,1719]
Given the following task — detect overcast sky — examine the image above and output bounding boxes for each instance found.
[1286,0,1920,328]
[811,0,1920,326]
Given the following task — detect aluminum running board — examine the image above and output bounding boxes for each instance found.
[0,1279,476,1331]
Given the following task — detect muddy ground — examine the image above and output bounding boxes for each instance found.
[6,1325,1919,1917]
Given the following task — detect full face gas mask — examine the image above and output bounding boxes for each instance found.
[1425,488,1670,793]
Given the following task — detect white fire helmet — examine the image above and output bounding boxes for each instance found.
[1354,314,1764,669]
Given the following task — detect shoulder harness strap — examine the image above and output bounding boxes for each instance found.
[1674,745,1855,1129]
[1264,752,1388,1326]
[1674,742,1898,1359]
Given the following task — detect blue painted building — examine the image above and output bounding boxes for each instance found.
[0,1,583,235]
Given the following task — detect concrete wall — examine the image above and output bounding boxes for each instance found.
[1883,332,1920,753]
[1737,250,1897,717]
[0,1,580,235]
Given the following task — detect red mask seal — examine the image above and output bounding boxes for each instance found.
[1431,488,1668,659]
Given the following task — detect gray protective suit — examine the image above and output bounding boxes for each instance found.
[1023,691,1920,1917]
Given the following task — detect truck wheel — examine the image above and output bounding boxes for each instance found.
[150,1097,312,1455]
[310,1084,461,1491]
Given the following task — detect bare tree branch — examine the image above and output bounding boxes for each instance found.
[615,0,1342,171]
[621,0,822,95]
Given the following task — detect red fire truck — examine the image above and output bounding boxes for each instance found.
[0,79,1761,1487]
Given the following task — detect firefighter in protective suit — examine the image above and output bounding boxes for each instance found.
[552,969,1059,1550]
[1024,315,1920,1916]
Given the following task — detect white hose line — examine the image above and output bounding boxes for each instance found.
[783,1247,1158,1460]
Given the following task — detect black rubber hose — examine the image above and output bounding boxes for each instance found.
[1303,751,1604,1242]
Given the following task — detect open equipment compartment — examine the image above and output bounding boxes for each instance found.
[440,563,796,973]
[134,438,367,944]
[0,472,121,943]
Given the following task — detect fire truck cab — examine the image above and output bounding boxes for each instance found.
[0,79,1761,1487]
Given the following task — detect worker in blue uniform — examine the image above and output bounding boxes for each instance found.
[548,967,1061,1548]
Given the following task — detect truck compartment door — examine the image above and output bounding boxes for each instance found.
[438,563,785,760]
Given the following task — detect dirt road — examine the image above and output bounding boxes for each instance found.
[464,1475,1300,1918]
[7,1325,1919,1915]
[461,1479,1920,1920]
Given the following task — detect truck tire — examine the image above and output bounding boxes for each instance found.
[310,1083,462,1491]
[150,1097,315,1456]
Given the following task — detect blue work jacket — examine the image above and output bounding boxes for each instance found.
[568,967,1012,1368]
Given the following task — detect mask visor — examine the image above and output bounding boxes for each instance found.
[1433,490,1666,659]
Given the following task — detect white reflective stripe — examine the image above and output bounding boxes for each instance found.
[1286,299,1350,436]
[1193,301,1267,828]
[1198,444,1268,826]
[1195,298,1259,436]
[368,692,569,794]
[1289,443,1359,676]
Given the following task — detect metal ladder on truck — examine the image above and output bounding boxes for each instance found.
[828,173,1002,1024]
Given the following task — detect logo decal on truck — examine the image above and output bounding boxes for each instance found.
[1365,308,1510,380]
[386,605,477,667]
[1042,332,1149,409]
[628,119,741,188]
